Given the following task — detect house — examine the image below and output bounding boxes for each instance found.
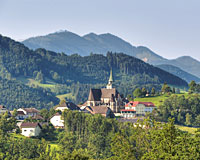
[20,122,42,137]
[121,109,136,118]
[84,70,125,113]
[16,108,39,120]
[50,112,64,128]
[85,106,115,118]
[121,101,156,117]
[55,101,80,112]
[0,105,8,115]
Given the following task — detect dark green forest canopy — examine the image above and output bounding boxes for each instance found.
[0,34,188,108]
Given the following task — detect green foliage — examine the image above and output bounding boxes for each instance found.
[0,77,59,110]
[151,87,156,96]
[161,82,172,94]
[133,88,142,98]
[156,94,200,127]
[189,80,200,93]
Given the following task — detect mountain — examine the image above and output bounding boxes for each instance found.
[0,34,188,107]
[22,31,200,79]
[167,56,200,78]
[22,31,167,62]
[156,64,200,83]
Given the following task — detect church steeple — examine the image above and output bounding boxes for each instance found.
[107,69,113,89]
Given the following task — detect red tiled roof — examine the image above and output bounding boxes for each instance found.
[21,122,42,129]
[126,101,155,107]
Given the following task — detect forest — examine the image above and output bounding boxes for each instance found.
[0,110,200,160]
[0,34,188,108]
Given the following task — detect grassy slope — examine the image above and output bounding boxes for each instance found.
[176,125,198,134]
[16,76,75,101]
[134,92,188,107]
[56,93,76,101]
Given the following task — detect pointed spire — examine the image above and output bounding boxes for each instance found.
[107,69,113,89]
[109,69,113,83]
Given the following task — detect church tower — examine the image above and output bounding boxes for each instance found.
[107,69,113,89]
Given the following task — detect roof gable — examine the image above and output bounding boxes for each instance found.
[21,122,42,129]
[88,89,101,101]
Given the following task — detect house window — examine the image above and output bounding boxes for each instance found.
[30,130,33,132]
[24,130,27,132]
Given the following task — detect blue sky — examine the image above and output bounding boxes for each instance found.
[0,0,200,60]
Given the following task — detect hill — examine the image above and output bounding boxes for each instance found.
[22,30,200,79]
[156,64,200,83]
[0,34,188,107]
[22,31,166,62]
[167,56,200,78]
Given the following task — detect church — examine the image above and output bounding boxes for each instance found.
[86,70,125,113]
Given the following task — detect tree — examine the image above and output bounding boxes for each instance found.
[151,87,156,96]
[172,87,175,94]
[185,113,192,126]
[195,115,200,126]
[110,133,136,160]
[161,83,171,94]
[141,88,147,97]
[189,80,196,93]
[177,113,184,124]
[35,71,45,83]
[133,88,142,98]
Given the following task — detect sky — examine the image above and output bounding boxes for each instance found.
[0,0,200,60]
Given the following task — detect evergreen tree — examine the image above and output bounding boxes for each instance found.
[151,87,156,96]
[185,113,192,126]
[133,88,142,98]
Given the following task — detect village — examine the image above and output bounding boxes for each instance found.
[0,71,156,137]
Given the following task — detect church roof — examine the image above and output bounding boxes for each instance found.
[88,89,101,101]
[86,106,110,115]
[101,88,117,98]
[88,88,119,101]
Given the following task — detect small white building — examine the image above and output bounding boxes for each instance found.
[20,122,42,137]
[50,113,64,128]
[16,108,39,120]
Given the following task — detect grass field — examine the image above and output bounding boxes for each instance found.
[56,93,76,101]
[134,93,188,107]
[17,76,56,89]
[176,125,198,134]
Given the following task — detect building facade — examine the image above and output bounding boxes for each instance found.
[85,70,125,113]
[20,122,42,137]
[121,101,156,117]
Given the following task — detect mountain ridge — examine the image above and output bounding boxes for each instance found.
[22,30,200,79]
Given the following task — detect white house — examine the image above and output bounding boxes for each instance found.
[16,108,39,120]
[50,112,64,128]
[20,122,42,137]
[121,101,156,117]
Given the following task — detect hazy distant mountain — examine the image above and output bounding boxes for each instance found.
[22,31,166,61]
[22,30,200,78]
[156,64,200,83]
[166,56,200,78]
